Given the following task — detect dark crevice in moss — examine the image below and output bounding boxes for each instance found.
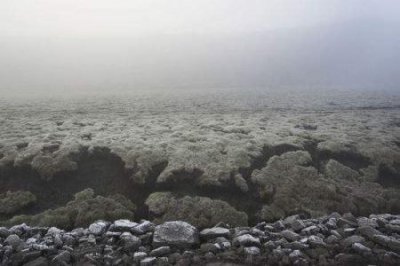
[0,143,393,228]
[378,163,400,188]
[239,143,300,180]
[0,147,264,227]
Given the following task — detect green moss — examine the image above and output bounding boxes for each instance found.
[1,188,136,229]
[0,191,37,215]
[146,192,248,228]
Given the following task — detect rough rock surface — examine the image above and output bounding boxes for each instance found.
[0,213,399,265]
[153,221,199,248]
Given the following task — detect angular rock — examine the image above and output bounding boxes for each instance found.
[302,225,319,235]
[0,227,10,238]
[140,257,156,266]
[153,221,199,248]
[150,246,171,257]
[5,234,23,250]
[120,232,141,251]
[352,243,372,255]
[326,218,337,229]
[111,219,138,232]
[133,252,147,262]
[291,220,306,232]
[357,226,381,240]
[52,251,71,264]
[244,246,260,256]
[308,235,326,248]
[342,235,365,247]
[281,230,301,242]
[132,220,154,235]
[200,227,231,240]
[88,221,108,235]
[233,234,261,247]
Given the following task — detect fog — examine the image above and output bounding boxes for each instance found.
[0,0,399,96]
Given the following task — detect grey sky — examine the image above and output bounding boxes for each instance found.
[0,1,399,95]
[1,0,397,36]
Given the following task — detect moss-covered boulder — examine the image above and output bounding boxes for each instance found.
[252,151,394,221]
[2,188,136,229]
[0,191,37,215]
[324,159,360,181]
[145,192,248,228]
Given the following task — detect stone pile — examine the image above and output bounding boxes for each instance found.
[1,213,400,265]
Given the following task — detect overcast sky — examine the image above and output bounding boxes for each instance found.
[0,1,399,95]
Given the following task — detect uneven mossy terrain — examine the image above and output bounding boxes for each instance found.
[1,189,136,229]
[0,91,399,228]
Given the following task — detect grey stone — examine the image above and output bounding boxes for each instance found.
[244,246,260,255]
[111,219,138,232]
[120,232,141,251]
[386,224,400,233]
[291,220,306,232]
[5,234,23,250]
[388,239,400,252]
[0,227,10,238]
[308,235,326,248]
[233,234,260,247]
[133,252,147,261]
[289,250,303,261]
[88,221,108,235]
[390,219,400,226]
[343,228,356,236]
[140,257,157,266]
[357,217,378,228]
[383,252,400,265]
[274,220,285,230]
[52,251,71,264]
[283,241,309,250]
[153,221,199,248]
[150,246,171,257]
[302,225,319,235]
[281,230,301,242]
[372,234,391,247]
[326,235,339,244]
[47,227,62,236]
[358,226,381,240]
[200,227,231,239]
[342,235,365,247]
[53,234,63,248]
[352,242,372,255]
[337,218,358,228]
[156,257,169,265]
[200,243,219,253]
[326,218,337,229]
[132,220,154,235]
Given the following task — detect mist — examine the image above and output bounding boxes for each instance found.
[0,0,399,96]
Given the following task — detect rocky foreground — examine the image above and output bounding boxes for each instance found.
[1,213,400,266]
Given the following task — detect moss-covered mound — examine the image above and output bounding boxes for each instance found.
[252,151,400,221]
[0,190,37,216]
[2,189,136,229]
[145,192,248,228]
